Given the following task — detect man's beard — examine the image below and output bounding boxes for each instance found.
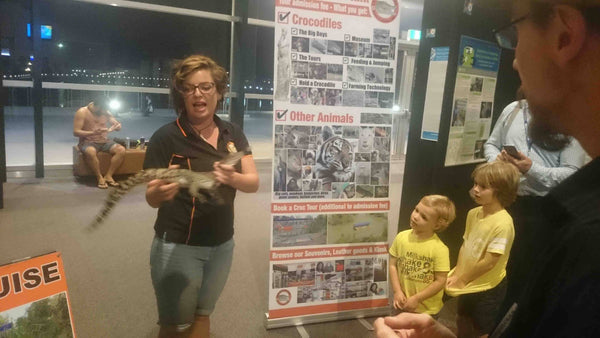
[528,115,571,152]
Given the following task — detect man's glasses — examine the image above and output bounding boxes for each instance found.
[179,82,216,96]
[493,13,529,50]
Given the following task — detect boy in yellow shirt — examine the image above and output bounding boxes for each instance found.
[389,195,456,317]
[446,161,520,337]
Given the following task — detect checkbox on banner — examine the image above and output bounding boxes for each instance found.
[278,11,291,23]
[275,109,288,121]
[291,53,297,60]
[344,34,351,41]
[291,78,297,85]
[342,82,348,89]
[343,57,349,64]
[291,28,298,35]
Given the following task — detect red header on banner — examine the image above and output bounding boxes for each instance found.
[269,298,388,319]
[272,201,390,213]
[276,0,371,17]
[270,244,388,261]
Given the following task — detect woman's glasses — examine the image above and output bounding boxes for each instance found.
[179,82,216,96]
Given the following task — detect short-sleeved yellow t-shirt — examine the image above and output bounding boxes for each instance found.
[446,206,514,296]
[389,230,450,315]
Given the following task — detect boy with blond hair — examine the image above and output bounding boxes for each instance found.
[389,194,456,316]
[446,161,520,337]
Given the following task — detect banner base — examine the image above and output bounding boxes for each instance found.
[264,306,391,329]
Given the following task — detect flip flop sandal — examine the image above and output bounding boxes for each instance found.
[98,182,109,189]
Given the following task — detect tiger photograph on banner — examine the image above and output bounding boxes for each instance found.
[272,124,391,200]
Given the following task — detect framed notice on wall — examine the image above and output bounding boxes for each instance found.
[444,35,501,166]
[421,46,450,141]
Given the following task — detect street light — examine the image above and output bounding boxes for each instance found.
[109,99,121,111]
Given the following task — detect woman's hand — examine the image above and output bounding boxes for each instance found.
[145,164,180,208]
[213,161,236,186]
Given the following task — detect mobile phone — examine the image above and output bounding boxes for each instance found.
[503,145,520,158]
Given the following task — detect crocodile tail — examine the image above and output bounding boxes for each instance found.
[87,170,150,230]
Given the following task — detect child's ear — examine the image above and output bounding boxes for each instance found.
[435,218,447,230]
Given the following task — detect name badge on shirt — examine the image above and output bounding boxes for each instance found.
[227,141,237,153]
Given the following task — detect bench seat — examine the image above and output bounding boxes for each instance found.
[73,145,146,176]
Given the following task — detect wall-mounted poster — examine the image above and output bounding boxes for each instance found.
[444,35,501,166]
[269,0,400,326]
[421,47,450,141]
[0,252,76,337]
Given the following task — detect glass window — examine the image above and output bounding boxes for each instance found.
[37,0,231,78]
[248,0,275,21]
[243,97,273,159]
[240,25,274,158]
[142,0,231,14]
[4,87,34,166]
[32,0,231,165]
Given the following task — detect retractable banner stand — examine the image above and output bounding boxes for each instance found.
[0,252,76,337]
[268,0,401,327]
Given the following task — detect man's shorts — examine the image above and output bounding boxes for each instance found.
[149,235,235,330]
[457,278,507,335]
[80,140,117,153]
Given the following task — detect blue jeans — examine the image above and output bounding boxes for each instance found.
[150,236,234,327]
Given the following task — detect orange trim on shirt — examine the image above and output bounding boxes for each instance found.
[169,154,183,165]
[176,118,187,137]
[185,157,194,244]
[186,197,195,245]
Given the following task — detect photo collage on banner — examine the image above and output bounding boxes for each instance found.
[444,35,501,166]
[270,0,400,320]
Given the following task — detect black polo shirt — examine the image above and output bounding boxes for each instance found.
[143,115,250,246]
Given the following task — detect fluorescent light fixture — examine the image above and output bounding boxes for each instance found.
[0,48,10,57]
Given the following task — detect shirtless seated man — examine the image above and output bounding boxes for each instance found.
[73,95,125,189]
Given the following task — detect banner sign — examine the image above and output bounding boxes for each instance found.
[0,252,76,337]
[270,0,401,322]
[444,35,501,166]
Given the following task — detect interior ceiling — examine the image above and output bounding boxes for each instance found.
[400,0,424,31]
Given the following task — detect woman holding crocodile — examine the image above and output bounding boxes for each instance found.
[143,54,259,337]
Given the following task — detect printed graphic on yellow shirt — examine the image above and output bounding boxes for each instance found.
[398,251,434,284]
